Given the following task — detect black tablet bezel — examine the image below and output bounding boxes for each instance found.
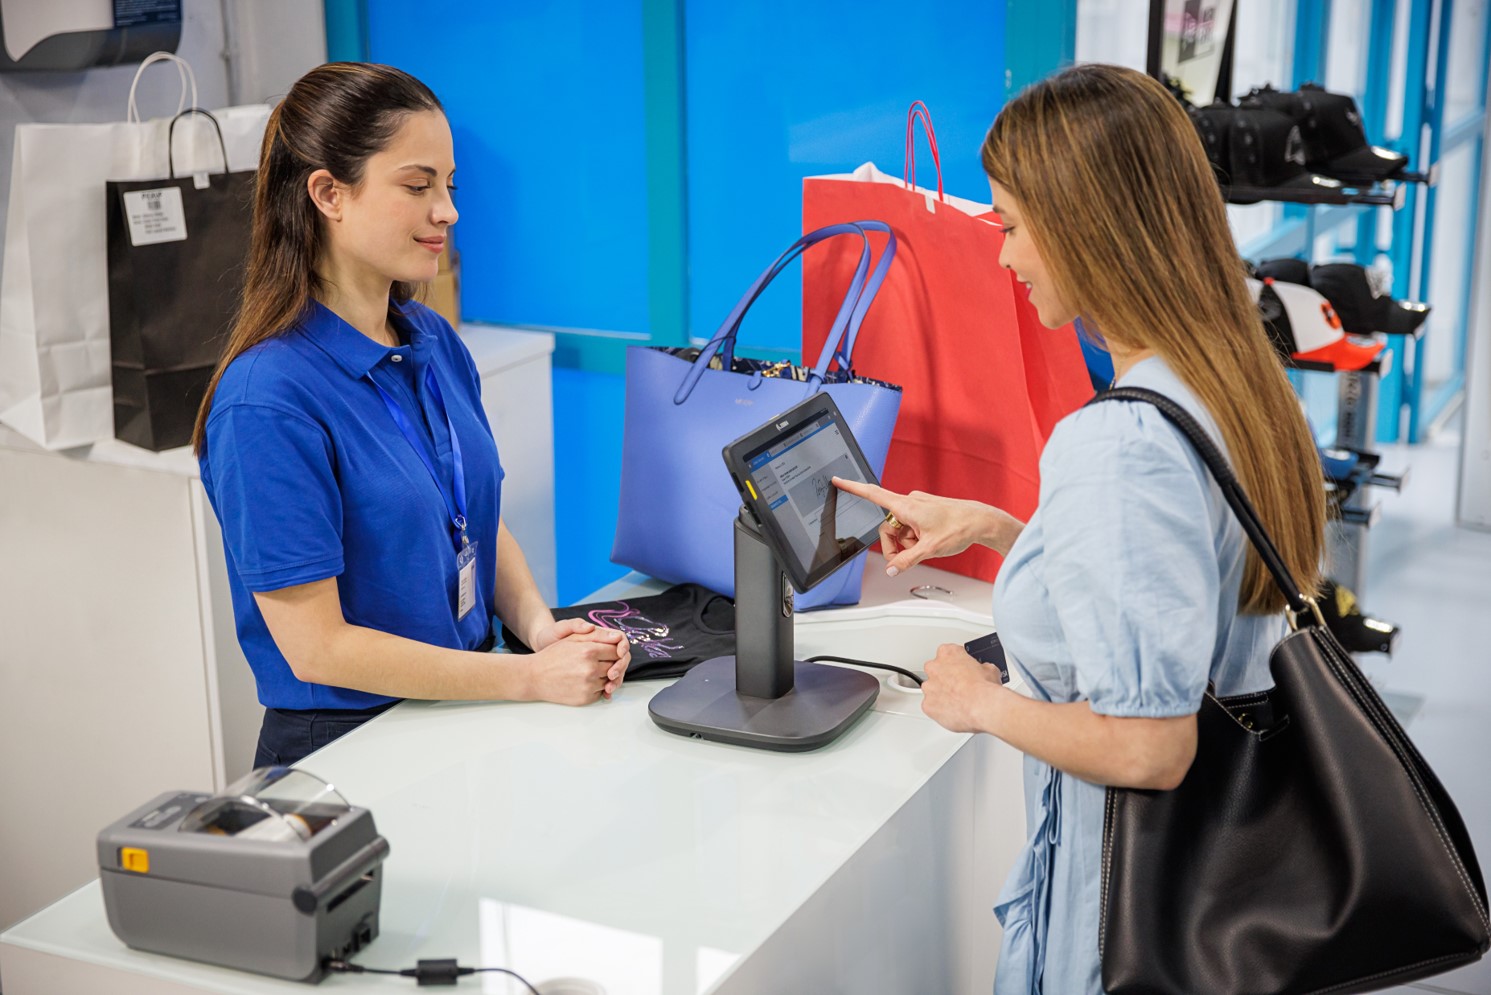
[721,392,883,593]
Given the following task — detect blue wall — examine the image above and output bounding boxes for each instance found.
[367,3,652,334]
[685,2,1007,352]
[551,368,629,603]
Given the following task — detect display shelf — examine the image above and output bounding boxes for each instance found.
[1223,181,1406,209]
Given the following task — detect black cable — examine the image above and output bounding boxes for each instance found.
[325,957,541,992]
[470,967,544,992]
[804,654,923,686]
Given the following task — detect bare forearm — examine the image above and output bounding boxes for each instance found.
[976,689,1195,789]
[973,505,1025,557]
[299,624,534,701]
[492,520,553,647]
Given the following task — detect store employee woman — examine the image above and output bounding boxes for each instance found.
[838,65,1327,993]
[193,63,629,767]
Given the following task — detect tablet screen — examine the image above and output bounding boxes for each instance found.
[739,406,884,586]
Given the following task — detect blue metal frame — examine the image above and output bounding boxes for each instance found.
[1405,0,1455,439]
[1376,0,1434,441]
[1415,2,1491,436]
[1292,0,1331,89]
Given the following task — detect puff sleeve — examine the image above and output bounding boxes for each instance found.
[1036,406,1219,717]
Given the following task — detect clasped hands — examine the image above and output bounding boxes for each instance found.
[527,618,631,705]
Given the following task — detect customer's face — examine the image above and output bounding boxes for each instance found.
[990,181,1075,329]
[317,110,459,286]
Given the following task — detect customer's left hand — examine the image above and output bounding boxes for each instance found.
[531,619,632,697]
[921,642,1004,734]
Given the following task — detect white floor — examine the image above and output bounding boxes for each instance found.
[1355,417,1491,995]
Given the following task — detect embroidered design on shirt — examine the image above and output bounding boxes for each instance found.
[588,604,686,660]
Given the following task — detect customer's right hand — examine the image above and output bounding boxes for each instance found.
[831,478,1024,574]
[527,636,626,706]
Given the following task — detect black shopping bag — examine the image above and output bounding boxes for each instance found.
[106,109,253,451]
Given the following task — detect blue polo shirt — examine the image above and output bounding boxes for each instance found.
[200,299,504,710]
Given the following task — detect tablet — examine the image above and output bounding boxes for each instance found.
[722,393,886,592]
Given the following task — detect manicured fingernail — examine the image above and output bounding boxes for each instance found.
[887,566,899,577]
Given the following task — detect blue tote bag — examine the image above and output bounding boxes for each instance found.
[612,221,901,609]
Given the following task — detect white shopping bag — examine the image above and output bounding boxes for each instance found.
[0,52,270,450]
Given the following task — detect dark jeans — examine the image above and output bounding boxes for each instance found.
[253,700,399,768]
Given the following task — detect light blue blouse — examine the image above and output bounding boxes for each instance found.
[990,355,1285,994]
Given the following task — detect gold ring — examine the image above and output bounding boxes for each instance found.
[885,513,903,531]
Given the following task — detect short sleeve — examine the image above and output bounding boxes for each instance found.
[1039,412,1219,717]
[205,403,344,592]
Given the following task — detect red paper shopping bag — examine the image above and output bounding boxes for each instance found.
[802,104,1091,582]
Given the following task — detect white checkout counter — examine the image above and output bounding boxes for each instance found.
[0,564,1029,995]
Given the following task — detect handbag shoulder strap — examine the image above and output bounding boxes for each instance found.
[1092,386,1319,625]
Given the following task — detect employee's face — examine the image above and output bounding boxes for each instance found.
[990,181,1076,329]
[328,110,458,285]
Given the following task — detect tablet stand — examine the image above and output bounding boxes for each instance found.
[647,507,880,752]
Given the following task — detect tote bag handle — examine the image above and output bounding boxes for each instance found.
[717,219,896,375]
[1093,387,1320,626]
[127,51,199,123]
[167,108,229,178]
[674,220,896,404]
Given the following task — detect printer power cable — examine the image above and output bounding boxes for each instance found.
[325,956,541,991]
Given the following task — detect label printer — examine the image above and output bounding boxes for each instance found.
[98,767,389,982]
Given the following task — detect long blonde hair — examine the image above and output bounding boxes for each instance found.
[983,64,1324,614]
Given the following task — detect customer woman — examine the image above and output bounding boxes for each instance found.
[836,64,1325,992]
[193,63,629,768]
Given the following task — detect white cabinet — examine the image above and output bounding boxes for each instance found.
[0,325,554,932]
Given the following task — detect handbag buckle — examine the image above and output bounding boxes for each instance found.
[1286,595,1327,632]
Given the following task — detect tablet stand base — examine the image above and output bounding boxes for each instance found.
[647,507,879,752]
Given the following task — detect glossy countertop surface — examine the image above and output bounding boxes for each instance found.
[3,562,998,994]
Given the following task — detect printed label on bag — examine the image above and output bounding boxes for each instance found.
[122,187,188,246]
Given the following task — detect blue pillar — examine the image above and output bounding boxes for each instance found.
[324,0,368,63]
[1004,0,1076,99]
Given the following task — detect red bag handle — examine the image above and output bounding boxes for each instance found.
[905,101,945,202]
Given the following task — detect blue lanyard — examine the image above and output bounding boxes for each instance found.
[368,365,469,551]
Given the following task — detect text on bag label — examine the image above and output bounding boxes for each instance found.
[122,187,188,246]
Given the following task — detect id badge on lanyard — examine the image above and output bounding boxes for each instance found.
[455,540,478,620]
[369,367,479,621]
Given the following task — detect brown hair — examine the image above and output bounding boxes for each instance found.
[982,64,1324,614]
[191,62,443,455]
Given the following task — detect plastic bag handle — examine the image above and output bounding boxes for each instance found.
[905,101,945,201]
[168,109,229,178]
[127,51,198,124]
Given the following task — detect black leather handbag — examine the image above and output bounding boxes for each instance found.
[1096,388,1489,995]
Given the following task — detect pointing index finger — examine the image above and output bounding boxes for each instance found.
[831,476,902,513]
